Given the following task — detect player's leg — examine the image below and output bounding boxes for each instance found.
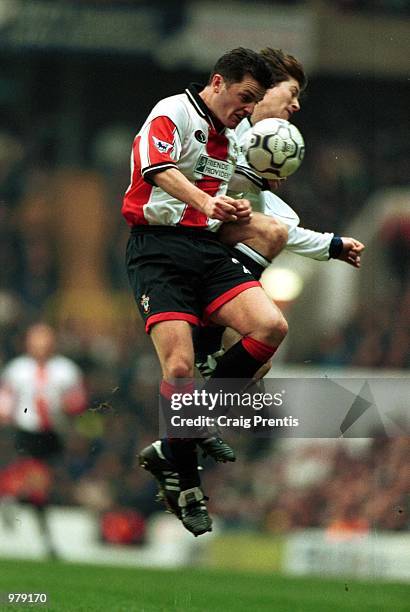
[194,214,287,378]
[13,431,62,558]
[218,212,288,260]
[193,244,287,460]
[193,325,226,378]
[193,287,286,462]
[222,327,272,379]
[207,285,287,378]
[139,320,212,536]
[127,231,212,535]
[150,319,195,381]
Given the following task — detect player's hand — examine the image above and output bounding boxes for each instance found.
[233,198,253,223]
[338,237,365,268]
[203,195,245,222]
[267,178,286,191]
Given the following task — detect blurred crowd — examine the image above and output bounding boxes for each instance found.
[204,437,409,534]
[0,68,409,543]
[334,0,410,15]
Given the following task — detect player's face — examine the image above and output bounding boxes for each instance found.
[212,74,266,129]
[252,78,301,123]
[26,324,56,362]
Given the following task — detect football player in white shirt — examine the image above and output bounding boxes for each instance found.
[195,48,365,373]
[0,323,87,556]
[0,323,87,445]
[222,47,364,275]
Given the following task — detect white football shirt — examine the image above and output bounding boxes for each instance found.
[0,355,86,433]
[230,118,334,263]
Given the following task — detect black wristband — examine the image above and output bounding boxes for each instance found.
[261,178,270,191]
[329,236,343,258]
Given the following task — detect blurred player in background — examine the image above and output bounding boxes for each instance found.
[123,48,299,536]
[0,322,87,556]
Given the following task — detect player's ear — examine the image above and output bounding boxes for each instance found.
[212,74,223,93]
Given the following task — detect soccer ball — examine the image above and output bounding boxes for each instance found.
[244,118,305,179]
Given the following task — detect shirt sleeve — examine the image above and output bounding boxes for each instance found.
[286,225,334,260]
[0,364,16,421]
[262,191,300,229]
[261,191,333,259]
[60,360,88,416]
[138,115,181,185]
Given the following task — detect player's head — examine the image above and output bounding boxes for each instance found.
[26,323,56,362]
[260,48,307,92]
[204,48,274,128]
[251,48,307,123]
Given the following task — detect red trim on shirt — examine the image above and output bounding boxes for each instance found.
[122,135,152,226]
[203,280,261,320]
[145,312,201,334]
[122,117,177,226]
[146,116,177,166]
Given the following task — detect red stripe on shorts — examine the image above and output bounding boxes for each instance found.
[145,312,200,334]
[203,280,261,321]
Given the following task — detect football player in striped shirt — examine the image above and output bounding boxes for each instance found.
[124,48,297,536]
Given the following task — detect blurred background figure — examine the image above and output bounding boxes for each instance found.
[0,323,87,556]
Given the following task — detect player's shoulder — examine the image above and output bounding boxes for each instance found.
[49,355,81,375]
[50,354,78,366]
[3,355,33,371]
[150,92,191,120]
[263,192,300,224]
[235,118,253,145]
[0,356,34,382]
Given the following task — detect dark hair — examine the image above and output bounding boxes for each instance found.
[209,47,273,90]
[259,48,307,92]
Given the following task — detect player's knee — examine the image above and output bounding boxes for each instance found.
[262,218,288,260]
[259,312,288,346]
[165,356,194,380]
[274,314,289,341]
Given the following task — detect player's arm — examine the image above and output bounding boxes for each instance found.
[286,225,334,260]
[139,112,251,222]
[286,226,364,267]
[153,168,251,222]
[0,373,15,425]
[61,362,88,416]
[330,236,365,268]
[261,191,364,265]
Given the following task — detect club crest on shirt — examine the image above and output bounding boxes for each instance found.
[194,130,207,144]
[140,294,150,314]
[152,136,173,154]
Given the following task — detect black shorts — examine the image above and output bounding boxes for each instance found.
[126,226,260,333]
[14,429,63,460]
[232,248,267,280]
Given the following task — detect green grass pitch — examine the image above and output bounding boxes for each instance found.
[0,559,408,612]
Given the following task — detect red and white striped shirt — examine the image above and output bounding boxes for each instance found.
[0,355,87,433]
[122,84,240,231]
